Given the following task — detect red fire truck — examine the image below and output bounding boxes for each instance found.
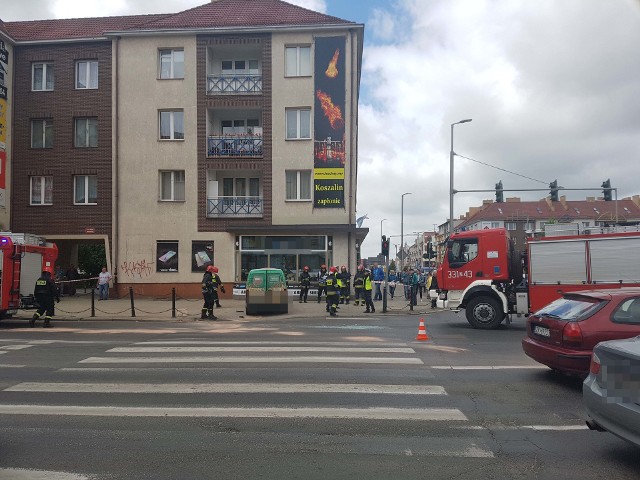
[0,233,58,319]
[436,227,640,329]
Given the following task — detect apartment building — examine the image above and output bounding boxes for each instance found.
[2,0,365,295]
[0,22,12,229]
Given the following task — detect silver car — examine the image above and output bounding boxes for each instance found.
[583,335,640,447]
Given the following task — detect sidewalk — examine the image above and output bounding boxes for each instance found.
[12,291,433,322]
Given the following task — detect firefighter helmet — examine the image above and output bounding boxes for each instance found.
[329,266,337,273]
[43,266,54,275]
[206,265,215,273]
[212,266,219,273]
[303,266,309,271]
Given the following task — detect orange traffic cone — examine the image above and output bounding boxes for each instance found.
[416,318,429,341]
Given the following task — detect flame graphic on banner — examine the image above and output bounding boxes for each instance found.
[325,48,340,78]
[316,90,344,130]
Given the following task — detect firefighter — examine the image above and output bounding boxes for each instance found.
[363,268,375,313]
[299,266,311,303]
[201,265,219,320]
[211,266,225,308]
[338,265,351,304]
[325,266,339,316]
[353,265,365,306]
[316,265,328,303]
[30,268,60,328]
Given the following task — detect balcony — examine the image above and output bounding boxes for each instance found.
[207,136,263,157]
[207,75,262,95]
[207,196,263,218]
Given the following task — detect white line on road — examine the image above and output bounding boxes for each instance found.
[4,382,445,395]
[0,365,24,368]
[456,424,588,431]
[0,468,91,479]
[430,366,548,370]
[0,405,466,421]
[108,346,416,353]
[134,341,409,346]
[79,356,425,365]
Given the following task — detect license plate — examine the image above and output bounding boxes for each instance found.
[533,325,550,337]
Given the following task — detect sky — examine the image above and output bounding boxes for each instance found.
[3,0,640,259]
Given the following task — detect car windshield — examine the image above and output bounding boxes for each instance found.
[534,295,604,321]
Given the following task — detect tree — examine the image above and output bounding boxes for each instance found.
[78,244,107,278]
[389,260,397,272]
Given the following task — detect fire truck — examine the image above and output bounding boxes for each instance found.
[436,226,640,329]
[0,233,58,320]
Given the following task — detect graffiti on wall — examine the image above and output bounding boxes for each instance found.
[120,259,153,278]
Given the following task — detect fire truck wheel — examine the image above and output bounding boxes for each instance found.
[466,296,504,329]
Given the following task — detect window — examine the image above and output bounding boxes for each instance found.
[74,175,97,204]
[221,59,259,75]
[525,221,536,231]
[286,108,311,139]
[286,170,311,200]
[159,110,184,140]
[221,118,261,135]
[32,62,54,91]
[76,60,98,89]
[490,222,501,228]
[74,118,98,147]
[160,170,185,201]
[30,176,53,205]
[159,49,184,79]
[285,46,311,76]
[448,238,479,268]
[505,222,517,231]
[612,297,640,325]
[31,119,53,148]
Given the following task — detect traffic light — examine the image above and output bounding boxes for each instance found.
[495,180,504,203]
[549,179,559,202]
[381,235,390,257]
[602,179,612,201]
[426,242,436,259]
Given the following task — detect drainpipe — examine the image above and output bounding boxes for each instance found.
[112,36,120,285]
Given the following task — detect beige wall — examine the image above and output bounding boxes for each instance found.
[270,31,356,227]
[0,36,12,229]
[115,35,233,283]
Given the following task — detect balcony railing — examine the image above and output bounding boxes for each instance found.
[207,136,263,157]
[207,196,263,218]
[207,75,262,95]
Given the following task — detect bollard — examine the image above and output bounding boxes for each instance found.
[91,286,95,317]
[172,288,176,318]
[129,287,136,317]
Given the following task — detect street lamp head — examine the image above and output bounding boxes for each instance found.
[460,118,472,123]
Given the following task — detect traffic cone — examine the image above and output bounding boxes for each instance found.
[416,318,429,341]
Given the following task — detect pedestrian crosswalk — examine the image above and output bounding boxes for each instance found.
[0,339,494,459]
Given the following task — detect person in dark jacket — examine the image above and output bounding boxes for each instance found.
[325,266,339,316]
[352,265,365,306]
[316,265,328,303]
[201,265,225,319]
[299,266,311,303]
[30,269,60,328]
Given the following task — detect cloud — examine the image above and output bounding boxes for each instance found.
[356,0,640,258]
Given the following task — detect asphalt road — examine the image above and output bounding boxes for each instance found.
[0,309,638,479]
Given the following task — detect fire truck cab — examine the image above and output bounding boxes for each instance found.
[0,233,58,320]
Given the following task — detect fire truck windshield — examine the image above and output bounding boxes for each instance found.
[448,238,478,268]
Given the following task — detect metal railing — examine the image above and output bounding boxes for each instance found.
[207,75,262,95]
[207,196,263,218]
[207,136,263,157]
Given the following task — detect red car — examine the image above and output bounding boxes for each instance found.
[522,288,640,377]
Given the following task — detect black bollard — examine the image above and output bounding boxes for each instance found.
[172,288,176,318]
[91,286,95,317]
[129,287,136,317]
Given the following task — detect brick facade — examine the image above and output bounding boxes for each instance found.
[11,41,112,237]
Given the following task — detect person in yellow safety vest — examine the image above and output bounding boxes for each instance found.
[363,269,375,313]
[353,265,365,306]
[338,265,351,304]
[325,266,339,316]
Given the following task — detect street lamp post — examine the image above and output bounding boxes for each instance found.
[380,218,388,313]
[449,119,472,237]
[400,192,412,271]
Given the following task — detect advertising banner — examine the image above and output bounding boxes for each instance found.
[156,241,179,272]
[314,36,346,208]
[191,240,214,272]
[0,85,6,150]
